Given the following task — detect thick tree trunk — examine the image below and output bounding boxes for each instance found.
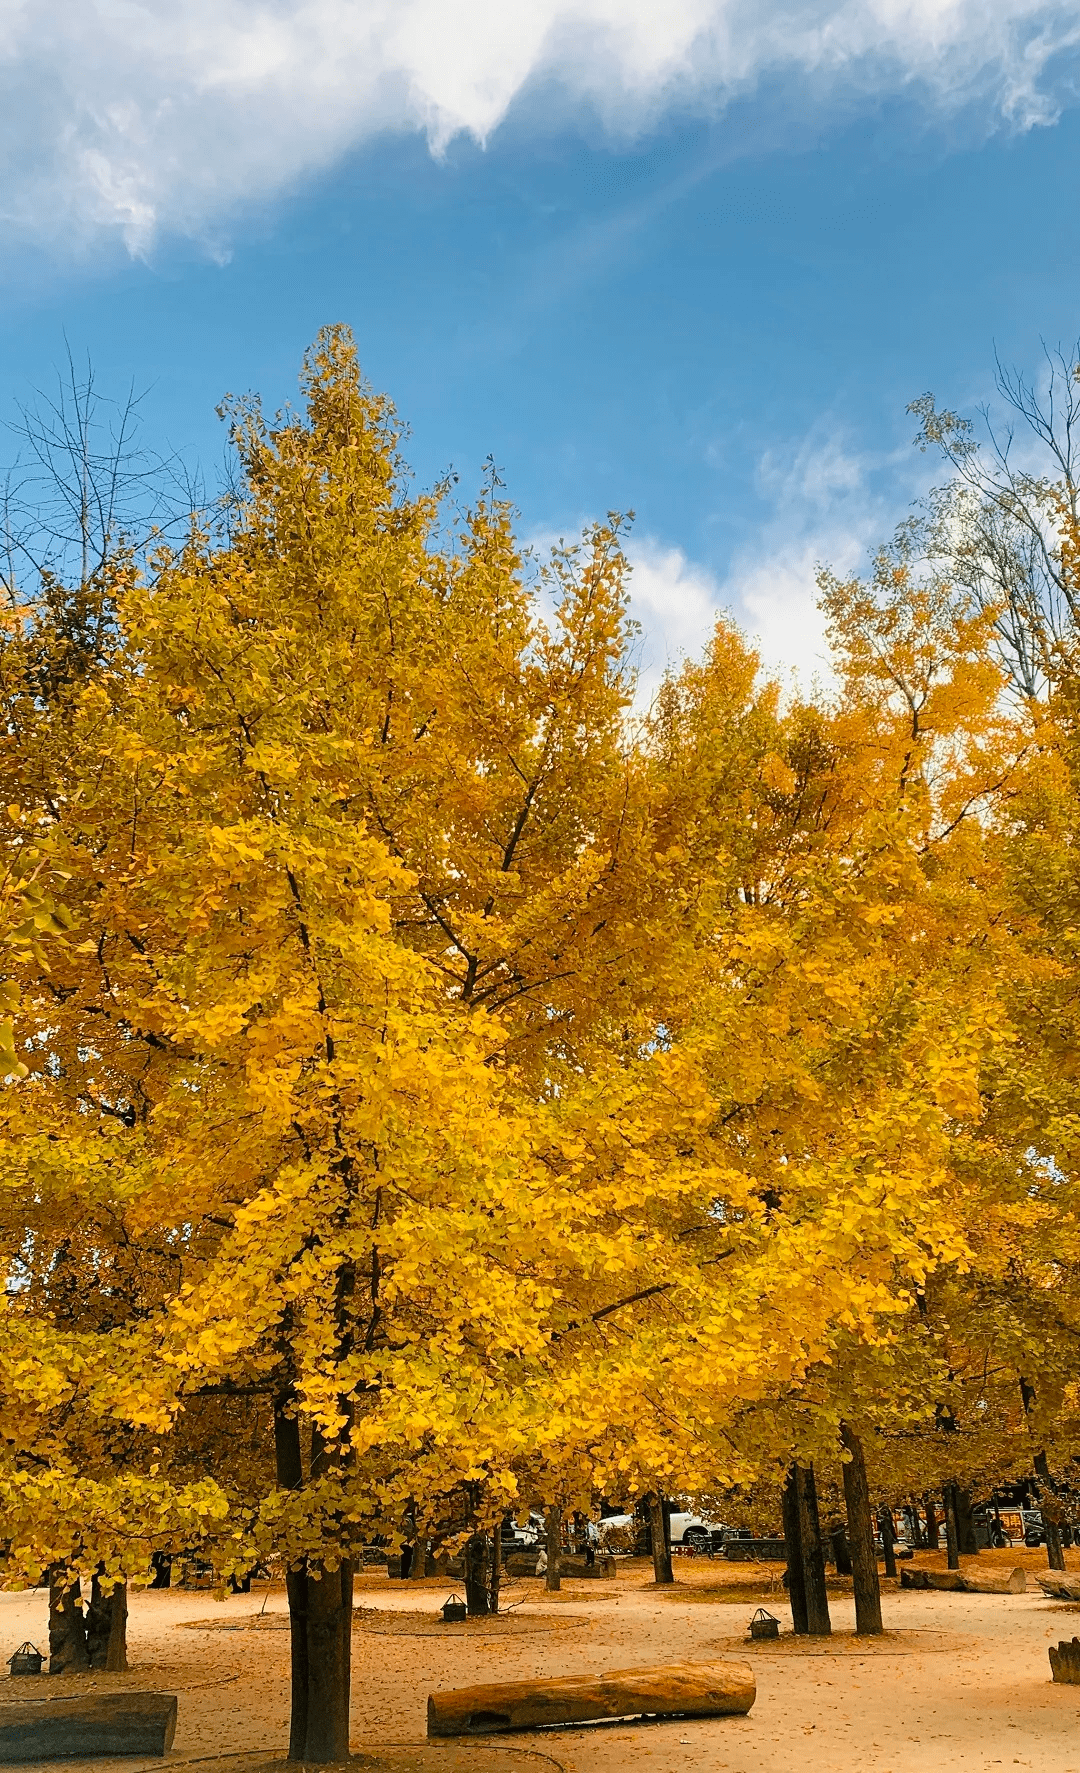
[302,1561,352,1763]
[464,1534,490,1616]
[48,1570,89,1674]
[878,1506,898,1580]
[275,1400,353,1763]
[647,1492,674,1585]
[943,1485,960,1571]
[545,1506,561,1593]
[782,1466,808,1634]
[87,1576,128,1672]
[840,1423,882,1635]
[956,1488,979,1556]
[924,1495,940,1551]
[797,1464,831,1635]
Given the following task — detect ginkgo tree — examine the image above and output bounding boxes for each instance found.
[0,328,1053,1757]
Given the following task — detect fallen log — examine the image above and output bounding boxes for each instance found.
[964,1567,1026,1594]
[0,1691,177,1762]
[1052,1639,1080,1683]
[427,1660,755,1737]
[1037,1571,1080,1601]
[900,1567,1025,1594]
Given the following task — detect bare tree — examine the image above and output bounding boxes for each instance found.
[908,342,1080,697]
[2,344,204,607]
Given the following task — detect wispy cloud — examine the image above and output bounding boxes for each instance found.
[1,0,1078,255]
[623,418,930,697]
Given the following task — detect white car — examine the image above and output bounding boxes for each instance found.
[596,1510,726,1549]
[669,1512,727,1548]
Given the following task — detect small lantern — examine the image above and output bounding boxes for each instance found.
[441,1594,467,1623]
[8,1642,44,1676]
[749,1607,779,1641]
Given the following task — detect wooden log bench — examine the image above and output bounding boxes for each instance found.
[428,1660,755,1737]
[900,1566,1026,1594]
[0,1692,177,1762]
[1037,1571,1080,1601]
[503,1554,541,1577]
[558,1555,617,1579]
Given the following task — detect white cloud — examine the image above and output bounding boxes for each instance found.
[623,418,931,697]
[623,538,728,705]
[623,530,836,704]
[1,0,1078,254]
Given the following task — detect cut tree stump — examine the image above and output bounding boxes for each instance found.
[427,1660,755,1737]
[1037,1571,1080,1601]
[0,1691,177,1762]
[1051,1638,1080,1683]
[900,1567,1025,1594]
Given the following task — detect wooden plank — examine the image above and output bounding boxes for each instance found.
[0,1691,177,1762]
[428,1660,755,1737]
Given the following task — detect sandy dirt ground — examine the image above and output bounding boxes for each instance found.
[3,1548,1080,1771]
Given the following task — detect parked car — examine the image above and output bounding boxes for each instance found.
[669,1512,729,1549]
[501,1514,545,1550]
[596,1513,635,1549]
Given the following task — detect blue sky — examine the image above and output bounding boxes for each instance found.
[4,1,1080,691]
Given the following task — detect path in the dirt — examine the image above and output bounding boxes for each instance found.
[1,1549,1079,1772]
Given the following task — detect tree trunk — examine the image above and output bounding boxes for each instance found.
[408,1542,429,1580]
[924,1495,940,1551]
[1020,1378,1067,1570]
[284,1564,310,1762]
[782,1466,808,1634]
[943,1485,960,1571]
[48,1570,89,1674]
[489,1530,502,1616]
[301,1561,352,1763]
[464,1534,490,1616]
[86,1576,128,1672]
[275,1400,353,1763]
[828,1523,853,1576]
[647,1492,674,1585]
[878,1506,898,1580]
[797,1464,831,1635]
[840,1423,882,1635]
[545,1506,561,1593]
[956,1488,978,1556]
[149,1553,171,1590]
[1034,1451,1067,1571]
